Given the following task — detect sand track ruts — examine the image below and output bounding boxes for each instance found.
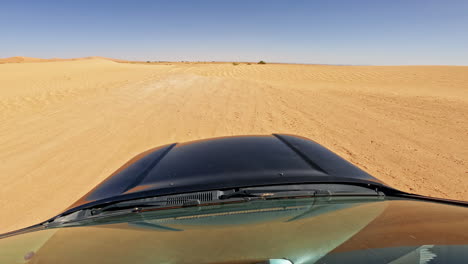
[0,59,467,233]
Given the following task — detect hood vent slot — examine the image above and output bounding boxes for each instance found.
[165,191,223,206]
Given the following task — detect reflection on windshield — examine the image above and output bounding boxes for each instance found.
[317,244,468,264]
[0,229,57,264]
[1,198,467,264]
[0,197,387,264]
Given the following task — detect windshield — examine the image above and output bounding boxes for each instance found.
[0,197,467,263]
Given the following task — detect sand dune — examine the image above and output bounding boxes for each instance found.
[0,56,127,64]
[0,59,467,234]
[0,56,53,63]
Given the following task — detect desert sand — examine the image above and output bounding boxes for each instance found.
[0,58,467,234]
[0,56,127,64]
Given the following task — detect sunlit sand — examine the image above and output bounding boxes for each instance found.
[1,58,466,233]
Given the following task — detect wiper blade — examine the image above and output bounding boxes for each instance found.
[219,189,322,200]
[219,183,383,200]
[90,198,202,215]
[46,198,204,227]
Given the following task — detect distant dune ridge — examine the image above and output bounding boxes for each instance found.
[0,56,128,63]
[0,56,52,63]
[0,58,467,235]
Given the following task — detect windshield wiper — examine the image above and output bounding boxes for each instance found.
[219,189,323,200]
[89,198,203,216]
[219,183,383,200]
[94,187,370,214]
[90,190,320,216]
[47,183,384,226]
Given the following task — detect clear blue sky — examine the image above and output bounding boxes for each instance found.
[1,0,467,65]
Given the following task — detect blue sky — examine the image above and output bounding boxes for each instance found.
[1,0,467,65]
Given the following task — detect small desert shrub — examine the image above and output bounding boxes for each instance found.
[146,61,151,63]
[232,62,239,66]
[247,63,251,65]
[258,60,266,64]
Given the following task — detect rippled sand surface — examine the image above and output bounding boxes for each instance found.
[1,59,467,233]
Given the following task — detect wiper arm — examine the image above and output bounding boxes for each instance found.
[219,189,267,199]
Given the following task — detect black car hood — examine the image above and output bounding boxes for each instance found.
[66,134,385,212]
